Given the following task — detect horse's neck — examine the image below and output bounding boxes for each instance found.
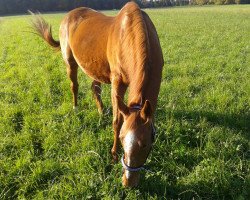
[127,66,160,113]
[128,79,145,108]
[127,65,146,101]
[117,3,162,112]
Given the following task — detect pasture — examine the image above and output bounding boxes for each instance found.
[0,5,249,199]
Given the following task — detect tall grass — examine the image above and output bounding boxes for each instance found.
[0,5,249,199]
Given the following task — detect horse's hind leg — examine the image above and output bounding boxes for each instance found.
[65,58,78,109]
[62,46,78,109]
[66,61,78,109]
[60,22,79,110]
[91,80,104,114]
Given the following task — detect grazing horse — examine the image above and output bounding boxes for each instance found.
[30,2,163,187]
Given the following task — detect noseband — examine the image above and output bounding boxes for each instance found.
[121,154,146,172]
[121,105,156,172]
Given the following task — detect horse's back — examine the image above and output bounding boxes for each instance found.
[63,7,113,54]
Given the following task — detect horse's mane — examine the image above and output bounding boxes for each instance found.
[118,3,150,105]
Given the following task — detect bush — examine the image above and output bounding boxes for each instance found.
[235,0,250,4]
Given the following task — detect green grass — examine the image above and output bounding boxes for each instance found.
[0,5,249,199]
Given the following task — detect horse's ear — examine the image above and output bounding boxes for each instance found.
[140,100,152,121]
[116,95,129,117]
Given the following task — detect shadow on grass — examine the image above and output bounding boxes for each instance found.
[139,174,199,199]
[171,110,250,139]
[12,111,24,133]
[136,109,250,199]
[139,172,248,199]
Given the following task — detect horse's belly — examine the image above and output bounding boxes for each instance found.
[78,59,111,84]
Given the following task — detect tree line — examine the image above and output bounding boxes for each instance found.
[1,0,129,15]
[0,0,249,15]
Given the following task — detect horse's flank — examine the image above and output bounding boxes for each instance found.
[60,8,113,83]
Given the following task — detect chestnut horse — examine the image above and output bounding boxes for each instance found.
[30,2,163,187]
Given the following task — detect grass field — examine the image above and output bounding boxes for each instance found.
[0,5,249,199]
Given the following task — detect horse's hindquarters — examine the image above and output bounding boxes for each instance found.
[60,8,113,84]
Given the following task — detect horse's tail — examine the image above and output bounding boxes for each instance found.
[29,11,60,50]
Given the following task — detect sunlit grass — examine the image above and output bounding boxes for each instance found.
[0,5,249,199]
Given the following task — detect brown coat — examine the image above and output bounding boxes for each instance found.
[30,2,163,187]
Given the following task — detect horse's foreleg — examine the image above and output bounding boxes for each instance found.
[91,80,104,114]
[66,63,78,109]
[111,76,127,162]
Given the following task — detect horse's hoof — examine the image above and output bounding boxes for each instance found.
[73,106,78,112]
[112,157,118,163]
[98,110,104,115]
[98,107,104,115]
[112,154,119,163]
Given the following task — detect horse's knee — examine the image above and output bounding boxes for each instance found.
[113,115,124,130]
[113,118,119,131]
[111,148,118,163]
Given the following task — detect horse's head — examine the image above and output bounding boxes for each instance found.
[117,96,155,187]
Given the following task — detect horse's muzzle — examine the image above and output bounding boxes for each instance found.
[122,171,140,187]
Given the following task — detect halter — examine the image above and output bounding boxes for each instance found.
[121,154,146,172]
[121,105,156,172]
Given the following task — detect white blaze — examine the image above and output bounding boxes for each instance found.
[124,131,136,179]
[124,130,135,154]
